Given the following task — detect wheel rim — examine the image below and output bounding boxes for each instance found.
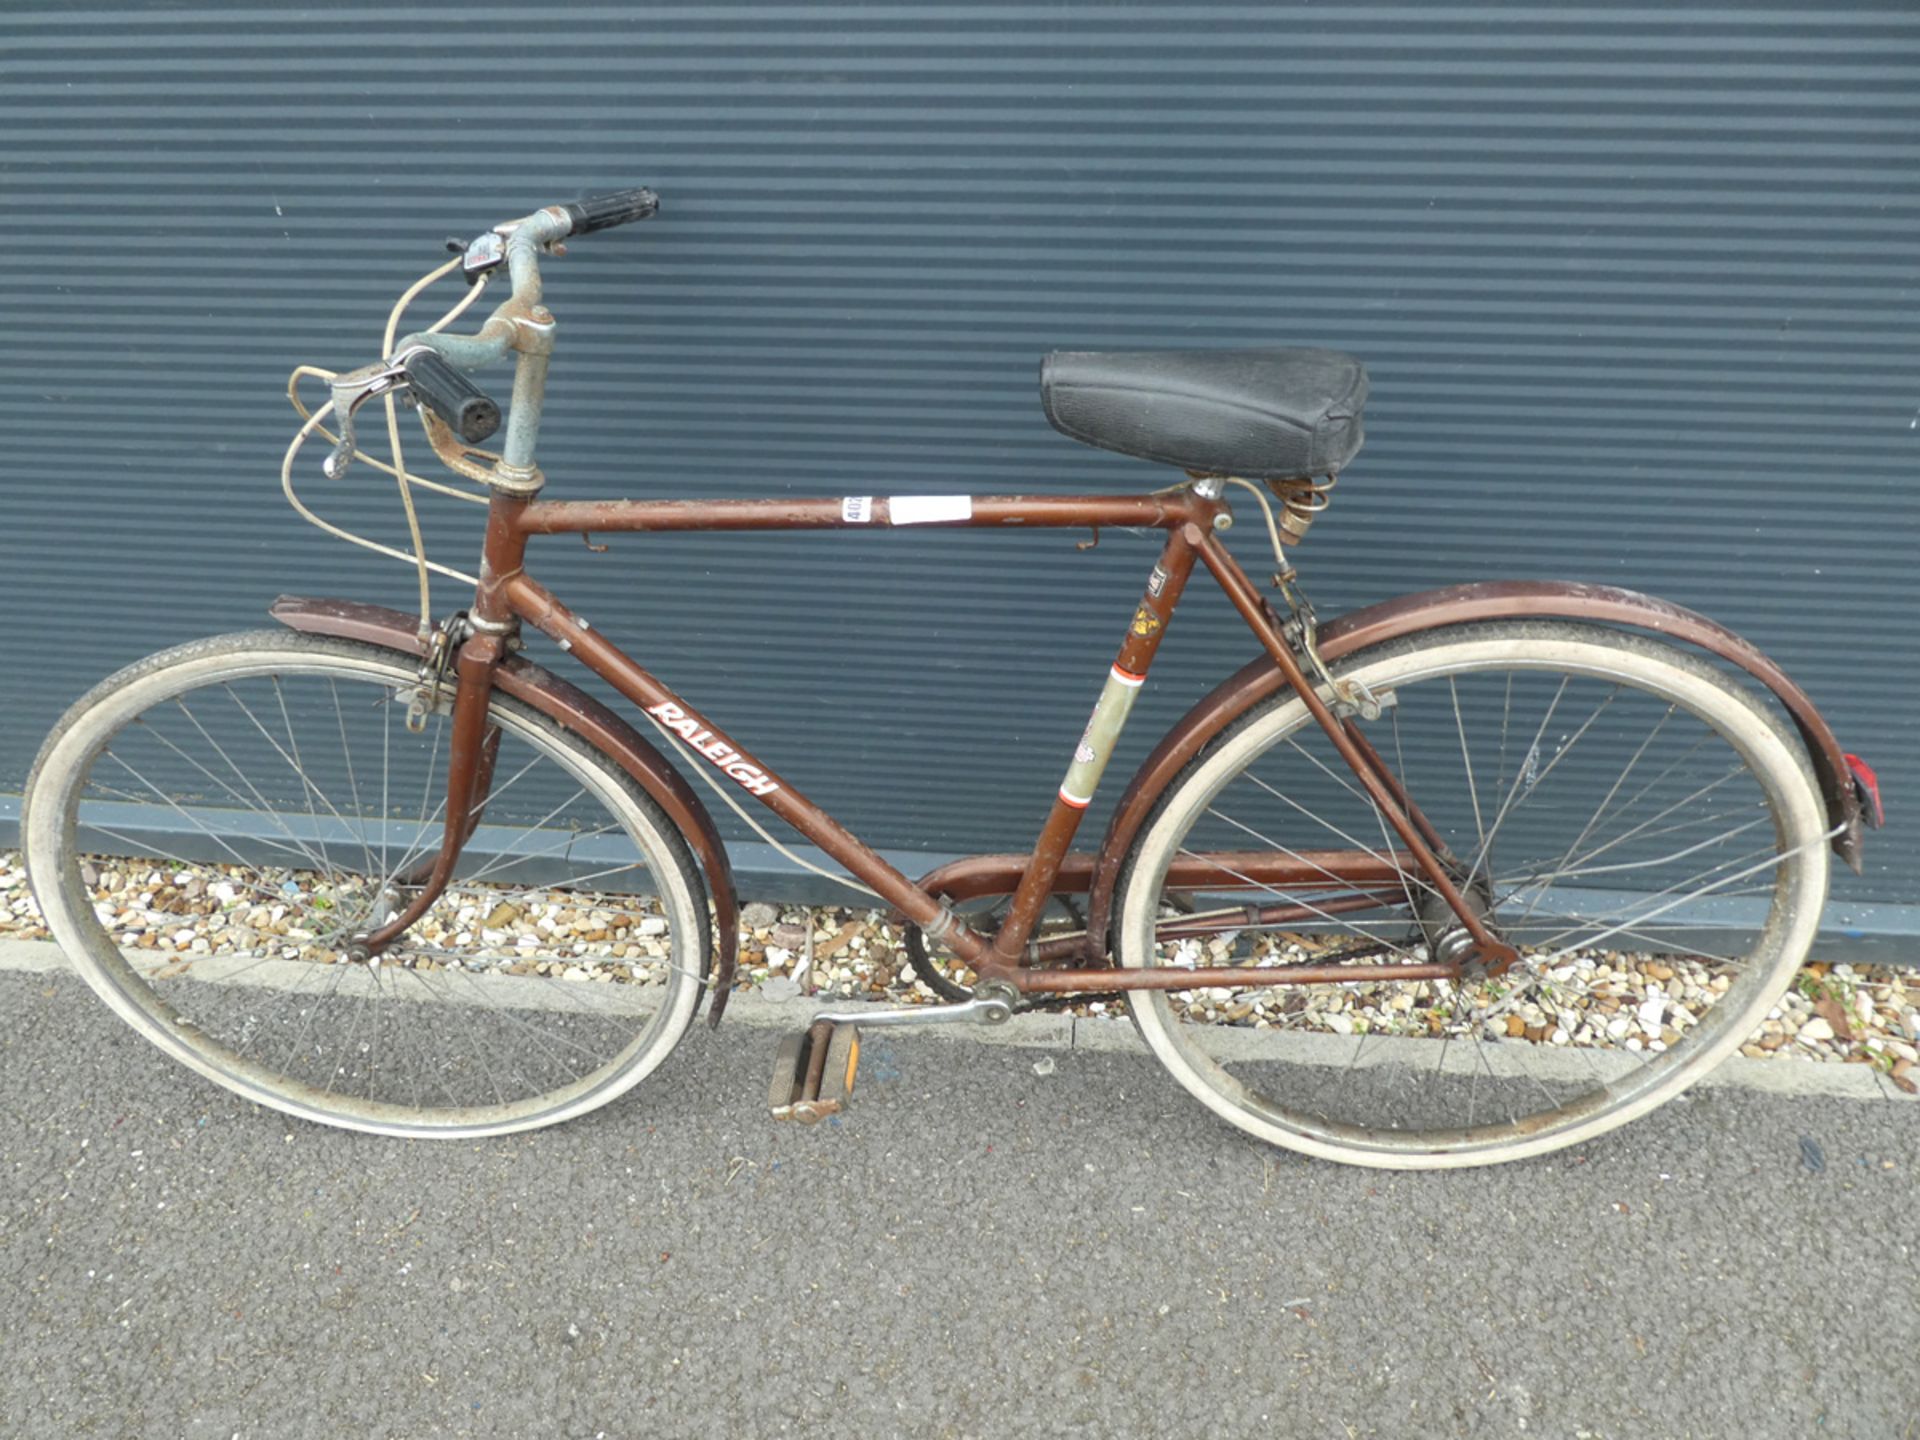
[26,640,705,1136]
[1121,627,1828,1166]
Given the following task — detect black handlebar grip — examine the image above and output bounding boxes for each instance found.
[563,188,660,235]
[402,350,501,444]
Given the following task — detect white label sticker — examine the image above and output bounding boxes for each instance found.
[888,494,973,526]
[841,496,873,523]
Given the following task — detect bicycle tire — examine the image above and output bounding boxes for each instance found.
[1115,620,1829,1169]
[24,631,709,1139]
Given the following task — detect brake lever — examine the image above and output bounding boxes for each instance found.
[321,348,430,479]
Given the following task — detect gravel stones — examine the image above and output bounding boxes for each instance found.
[4,850,1916,1073]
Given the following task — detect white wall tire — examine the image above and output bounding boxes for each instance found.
[24,632,708,1139]
[1116,622,1829,1170]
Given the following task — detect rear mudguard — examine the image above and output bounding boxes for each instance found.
[1083,580,1866,963]
[269,596,742,1025]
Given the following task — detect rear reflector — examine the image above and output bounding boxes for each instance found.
[1844,753,1884,828]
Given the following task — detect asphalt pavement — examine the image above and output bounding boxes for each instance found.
[1,964,1915,1439]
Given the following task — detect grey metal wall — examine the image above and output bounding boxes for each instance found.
[3,3,1915,906]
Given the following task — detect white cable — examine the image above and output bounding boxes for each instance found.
[380,258,470,634]
[279,398,480,585]
[279,261,504,624]
[283,255,882,901]
[1223,476,1292,572]
[286,368,488,506]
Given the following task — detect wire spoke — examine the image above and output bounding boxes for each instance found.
[218,684,349,886]
[1186,811,1414,958]
[1468,681,1621,886]
[328,677,380,879]
[1234,771,1439,899]
[168,698,344,879]
[1449,676,1487,859]
[1531,828,1833,965]
[1513,704,1676,927]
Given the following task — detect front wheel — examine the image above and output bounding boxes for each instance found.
[1116,621,1830,1170]
[23,631,710,1138]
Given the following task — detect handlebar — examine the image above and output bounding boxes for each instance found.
[320,189,661,479]
[401,348,501,444]
[562,188,659,235]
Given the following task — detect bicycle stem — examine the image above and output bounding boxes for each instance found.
[394,207,570,484]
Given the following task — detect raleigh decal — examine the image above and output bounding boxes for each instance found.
[646,701,781,797]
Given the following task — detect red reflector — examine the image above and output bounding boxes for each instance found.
[1844,753,1884,828]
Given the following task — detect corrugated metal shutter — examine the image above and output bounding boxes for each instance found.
[2,4,1913,906]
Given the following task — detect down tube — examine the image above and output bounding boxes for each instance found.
[502,572,991,965]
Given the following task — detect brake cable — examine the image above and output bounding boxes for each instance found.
[1221,475,1383,721]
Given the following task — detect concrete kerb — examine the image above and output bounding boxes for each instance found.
[2,936,1904,1104]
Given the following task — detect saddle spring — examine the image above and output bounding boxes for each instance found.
[1269,473,1338,549]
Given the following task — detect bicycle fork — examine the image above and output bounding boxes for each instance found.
[347,628,506,961]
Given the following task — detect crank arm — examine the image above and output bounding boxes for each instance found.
[806,992,1014,1029]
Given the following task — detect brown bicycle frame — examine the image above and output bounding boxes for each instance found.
[364,484,1495,993]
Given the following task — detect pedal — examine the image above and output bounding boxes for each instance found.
[768,1019,861,1124]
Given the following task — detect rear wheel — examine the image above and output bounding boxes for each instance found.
[1116,621,1829,1169]
[24,631,709,1138]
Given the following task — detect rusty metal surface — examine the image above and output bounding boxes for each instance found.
[1082,577,1869,961]
[990,529,1198,962]
[513,492,1203,535]
[273,549,1865,1006]
[502,572,994,967]
[268,595,436,654]
[912,848,1409,909]
[1342,719,1451,858]
[1023,891,1404,963]
[912,853,1096,906]
[267,595,740,1019]
[474,493,532,625]
[770,1020,859,1123]
[356,631,507,955]
[914,846,1411,965]
[1192,533,1511,961]
[1011,960,1456,993]
[765,1030,807,1120]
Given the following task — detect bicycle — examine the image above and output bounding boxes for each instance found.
[21,190,1884,1169]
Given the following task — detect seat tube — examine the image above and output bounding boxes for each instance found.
[988,529,1198,964]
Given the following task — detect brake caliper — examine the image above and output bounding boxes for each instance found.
[407,613,469,733]
[1272,570,1387,721]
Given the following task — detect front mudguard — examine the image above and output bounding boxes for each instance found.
[1083,580,1867,963]
[268,596,743,1025]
